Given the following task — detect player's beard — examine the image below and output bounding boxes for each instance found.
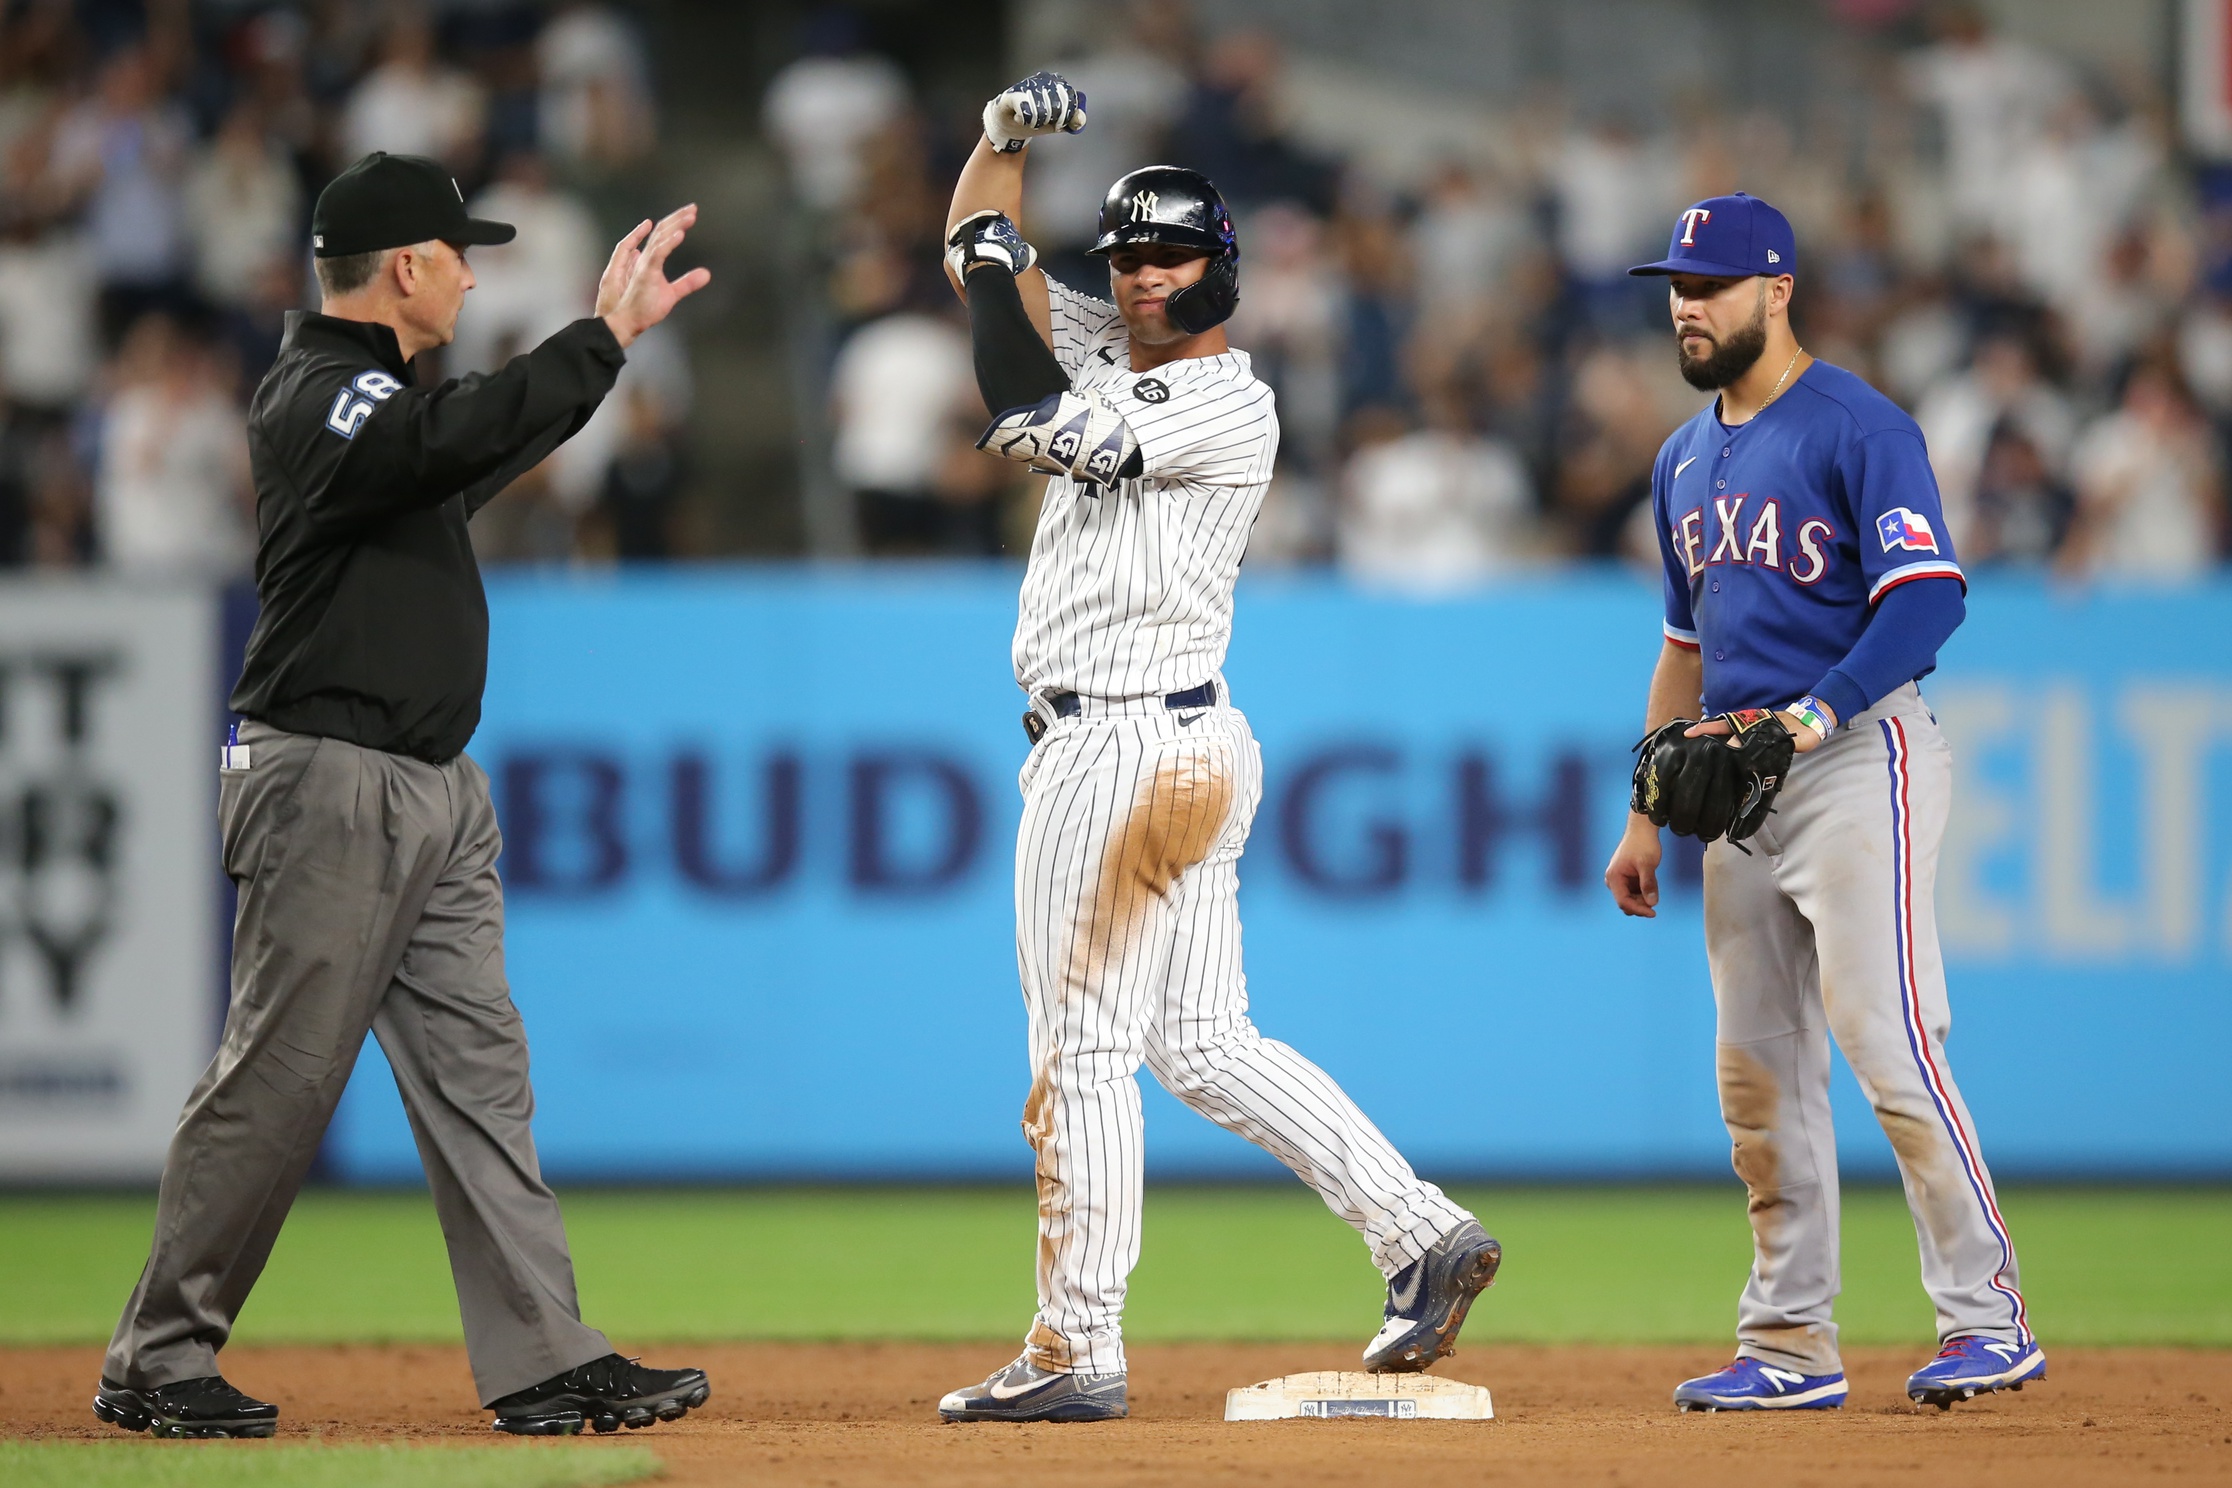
[1676,289,1769,391]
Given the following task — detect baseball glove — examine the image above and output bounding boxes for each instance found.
[1630,709,1796,846]
[983,70,1088,153]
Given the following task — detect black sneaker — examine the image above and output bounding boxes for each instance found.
[94,1375,279,1439]
[487,1353,710,1436]
[937,1355,1128,1423]
[1361,1220,1503,1372]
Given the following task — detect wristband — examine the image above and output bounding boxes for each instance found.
[1786,695,1833,744]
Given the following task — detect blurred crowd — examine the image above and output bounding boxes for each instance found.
[5,1,2225,584]
[0,0,688,576]
[767,1,2232,585]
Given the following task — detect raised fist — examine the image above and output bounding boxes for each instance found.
[984,70,1087,154]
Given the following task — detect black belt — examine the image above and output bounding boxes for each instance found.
[1024,681,1217,743]
[1051,681,1215,718]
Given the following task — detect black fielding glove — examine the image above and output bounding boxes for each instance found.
[1631,710,1795,846]
[1716,709,1796,844]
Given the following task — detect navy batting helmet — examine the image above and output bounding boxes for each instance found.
[1087,165,1239,334]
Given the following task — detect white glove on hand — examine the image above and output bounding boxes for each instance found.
[945,209,1038,280]
[983,70,1087,153]
[978,390,1139,487]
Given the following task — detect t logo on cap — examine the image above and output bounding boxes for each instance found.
[1628,192,1797,282]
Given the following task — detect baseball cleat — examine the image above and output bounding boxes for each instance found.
[1361,1219,1502,1373]
[487,1353,710,1436]
[1906,1336,2046,1410]
[1673,1356,1848,1412]
[938,1355,1128,1423]
[94,1375,279,1438]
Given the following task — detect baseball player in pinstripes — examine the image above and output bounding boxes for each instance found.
[930,72,1500,1424]
[1604,194,2044,1413]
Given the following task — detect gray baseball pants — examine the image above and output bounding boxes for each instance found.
[1703,683,2030,1376]
[105,719,611,1405]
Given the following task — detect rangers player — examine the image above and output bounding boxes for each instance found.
[932,72,1500,1424]
[1604,194,2043,1413]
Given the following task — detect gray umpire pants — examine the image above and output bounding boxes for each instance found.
[106,719,611,1405]
[1704,684,2030,1376]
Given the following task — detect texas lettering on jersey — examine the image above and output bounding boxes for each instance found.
[1671,494,1837,585]
[1652,361,1964,713]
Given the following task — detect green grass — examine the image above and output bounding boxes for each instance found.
[5,1185,2226,1349]
[0,1442,657,1488]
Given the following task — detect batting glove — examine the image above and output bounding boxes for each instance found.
[978,390,1140,487]
[946,209,1038,280]
[983,70,1086,153]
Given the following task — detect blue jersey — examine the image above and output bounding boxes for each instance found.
[1652,360,1964,715]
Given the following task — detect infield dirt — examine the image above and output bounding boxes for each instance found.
[5,1342,2229,1485]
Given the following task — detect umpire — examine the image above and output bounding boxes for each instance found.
[95,153,712,1440]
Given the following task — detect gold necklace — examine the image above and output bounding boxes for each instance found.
[1750,347,1804,418]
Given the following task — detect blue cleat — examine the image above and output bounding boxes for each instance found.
[1905,1335,2046,1410]
[1673,1356,1848,1412]
[938,1355,1127,1423]
[1362,1220,1502,1373]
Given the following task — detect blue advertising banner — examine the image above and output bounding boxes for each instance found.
[327,570,2232,1181]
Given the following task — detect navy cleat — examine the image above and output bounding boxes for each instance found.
[1361,1219,1502,1373]
[94,1375,279,1438]
[487,1353,709,1436]
[1906,1335,2046,1410]
[938,1355,1127,1423]
[1673,1356,1848,1412]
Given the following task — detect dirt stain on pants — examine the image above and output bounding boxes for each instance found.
[1718,1042,1785,1251]
[1023,749,1234,1371]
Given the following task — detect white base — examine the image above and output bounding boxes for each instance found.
[1224,1371,1494,1421]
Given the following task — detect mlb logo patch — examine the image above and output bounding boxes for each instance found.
[1876,507,1939,554]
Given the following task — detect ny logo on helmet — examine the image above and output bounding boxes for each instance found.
[1679,207,1712,245]
[1129,190,1159,222]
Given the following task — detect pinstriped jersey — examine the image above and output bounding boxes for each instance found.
[1013,278,1277,699]
[1652,360,1965,715]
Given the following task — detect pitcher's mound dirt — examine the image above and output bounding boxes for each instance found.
[6,1341,2229,1486]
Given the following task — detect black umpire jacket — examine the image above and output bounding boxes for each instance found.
[230,311,625,763]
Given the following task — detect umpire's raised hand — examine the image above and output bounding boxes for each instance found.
[597,203,713,347]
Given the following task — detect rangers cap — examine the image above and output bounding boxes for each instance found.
[1629,192,1796,280]
[312,152,516,258]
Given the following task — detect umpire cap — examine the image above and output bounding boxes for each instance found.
[312,152,517,258]
[1087,165,1239,334]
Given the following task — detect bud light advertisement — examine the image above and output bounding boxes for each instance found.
[327,570,2232,1182]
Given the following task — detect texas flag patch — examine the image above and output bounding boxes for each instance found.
[1876,507,1939,554]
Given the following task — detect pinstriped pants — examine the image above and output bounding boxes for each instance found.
[1705,684,2029,1376]
[1014,690,1470,1375]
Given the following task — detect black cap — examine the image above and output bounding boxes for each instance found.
[311,152,516,258]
